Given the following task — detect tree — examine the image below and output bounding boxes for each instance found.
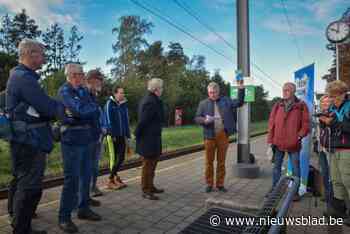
[41,69,66,97]
[210,69,229,97]
[0,14,16,55]
[42,23,66,75]
[107,15,153,79]
[166,42,188,69]
[9,9,41,53]
[251,85,270,122]
[0,52,17,91]
[66,25,83,63]
[137,41,167,79]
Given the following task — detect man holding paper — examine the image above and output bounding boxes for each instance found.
[195,80,245,193]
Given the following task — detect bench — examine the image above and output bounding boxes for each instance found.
[179,176,300,234]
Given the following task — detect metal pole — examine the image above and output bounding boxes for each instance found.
[336,43,339,80]
[233,0,259,178]
[237,0,250,163]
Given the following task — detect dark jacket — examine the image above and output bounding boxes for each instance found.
[135,92,164,158]
[195,88,245,139]
[6,64,65,153]
[105,96,130,138]
[57,82,99,145]
[267,97,310,152]
[319,99,350,150]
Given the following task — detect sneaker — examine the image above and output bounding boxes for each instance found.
[107,179,119,190]
[217,186,228,193]
[88,198,101,207]
[58,220,78,233]
[115,176,127,188]
[77,209,102,221]
[142,192,159,200]
[91,187,103,197]
[205,186,213,193]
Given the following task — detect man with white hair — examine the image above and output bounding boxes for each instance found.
[6,38,66,234]
[267,82,310,201]
[135,78,165,200]
[57,63,101,233]
[195,80,245,193]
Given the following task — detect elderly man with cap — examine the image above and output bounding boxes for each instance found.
[267,82,310,201]
[6,38,66,234]
[85,69,106,197]
[57,64,102,233]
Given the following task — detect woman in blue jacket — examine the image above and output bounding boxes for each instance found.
[105,86,131,189]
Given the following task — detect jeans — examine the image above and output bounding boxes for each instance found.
[8,142,46,234]
[319,151,333,205]
[58,143,94,223]
[273,148,300,187]
[91,140,102,189]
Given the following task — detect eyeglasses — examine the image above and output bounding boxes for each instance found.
[72,72,85,77]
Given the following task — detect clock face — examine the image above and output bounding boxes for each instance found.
[326,21,350,43]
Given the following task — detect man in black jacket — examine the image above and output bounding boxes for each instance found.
[135,78,164,200]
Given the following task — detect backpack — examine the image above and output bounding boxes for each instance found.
[0,90,13,141]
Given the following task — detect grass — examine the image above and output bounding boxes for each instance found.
[0,121,267,188]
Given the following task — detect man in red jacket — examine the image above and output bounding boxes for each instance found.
[267,82,310,201]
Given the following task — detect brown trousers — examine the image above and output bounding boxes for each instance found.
[141,157,159,193]
[204,130,229,187]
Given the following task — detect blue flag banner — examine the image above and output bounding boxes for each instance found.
[287,63,314,196]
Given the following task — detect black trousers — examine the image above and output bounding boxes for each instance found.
[8,142,46,234]
[109,136,126,179]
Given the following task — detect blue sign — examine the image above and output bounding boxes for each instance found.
[235,69,243,81]
[287,63,314,195]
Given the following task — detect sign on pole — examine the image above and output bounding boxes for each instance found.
[287,63,315,196]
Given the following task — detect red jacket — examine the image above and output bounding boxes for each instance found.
[267,98,310,152]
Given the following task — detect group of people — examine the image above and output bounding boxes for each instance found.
[6,37,350,234]
[267,80,350,226]
[4,38,167,234]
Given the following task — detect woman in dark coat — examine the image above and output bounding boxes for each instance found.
[135,78,164,200]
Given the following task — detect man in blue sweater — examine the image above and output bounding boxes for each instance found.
[6,39,66,234]
[105,86,131,190]
[57,64,102,233]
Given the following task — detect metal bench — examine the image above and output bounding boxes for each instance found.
[179,176,300,234]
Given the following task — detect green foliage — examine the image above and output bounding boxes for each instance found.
[42,23,66,74]
[107,15,153,79]
[0,52,17,90]
[66,25,83,63]
[251,85,270,122]
[41,69,66,97]
[11,9,41,47]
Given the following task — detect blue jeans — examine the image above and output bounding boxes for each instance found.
[273,148,300,187]
[91,140,102,189]
[319,151,333,205]
[58,143,94,223]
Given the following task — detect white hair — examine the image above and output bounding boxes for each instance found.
[18,38,45,60]
[283,82,296,93]
[207,82,220,92]
[65,63,83,80]
[147,78,163,92]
